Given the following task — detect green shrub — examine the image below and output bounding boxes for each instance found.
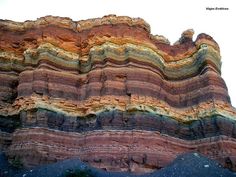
[64,168,95,177]
[10,156,23,169]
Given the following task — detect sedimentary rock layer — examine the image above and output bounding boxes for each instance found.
[7,128,236,173]
[0,15,236,173]
[17,109,236,140]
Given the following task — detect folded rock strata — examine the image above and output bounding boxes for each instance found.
[0,15,236,173]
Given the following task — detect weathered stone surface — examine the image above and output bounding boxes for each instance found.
[14,109,236,140]
[7,128,236,172]
[0,15,236,173]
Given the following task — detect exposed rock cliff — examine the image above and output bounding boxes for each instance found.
[0,15,236,173]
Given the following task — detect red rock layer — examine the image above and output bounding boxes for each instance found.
[0,15,219,61]
[7,128,236,173]
[16,68,228,108]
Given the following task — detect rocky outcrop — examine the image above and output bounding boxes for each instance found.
[8,127,236,173]
[0,15,236,173]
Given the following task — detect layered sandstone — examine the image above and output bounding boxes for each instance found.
[0,15,236,173]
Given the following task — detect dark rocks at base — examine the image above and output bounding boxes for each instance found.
[150,153,236,177]
[1,152,235,177]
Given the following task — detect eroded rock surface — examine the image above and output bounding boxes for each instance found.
[0,15,236,173]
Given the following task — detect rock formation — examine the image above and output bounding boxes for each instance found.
[0,15,236,173]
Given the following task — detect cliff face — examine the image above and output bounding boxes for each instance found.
[0,15,236,173]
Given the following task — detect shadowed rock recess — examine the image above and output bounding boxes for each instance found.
[0,15,236,173]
